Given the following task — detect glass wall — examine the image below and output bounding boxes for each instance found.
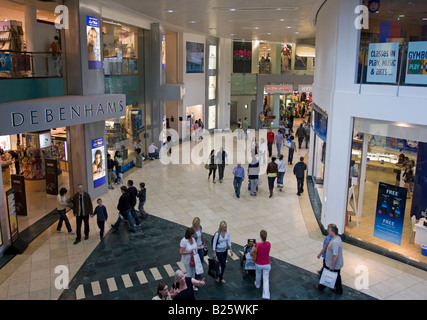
[102,19,145,168]
[358,0,427,86]
[345,118,427,263]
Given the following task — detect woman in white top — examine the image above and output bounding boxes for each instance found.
[212,221,233,283]
[192,217,206,280]
[179,228,198,279]
[56,188,74,234]
[276,154,286,191]
[259,138,266,165]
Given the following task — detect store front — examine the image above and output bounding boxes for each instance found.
[0,93,125,253]
[345,118,427,263]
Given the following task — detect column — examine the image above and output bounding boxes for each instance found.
[411,142,427,219]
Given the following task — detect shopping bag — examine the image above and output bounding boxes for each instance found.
[284,139,292,148]
[194,253,204,275]
[319,268,338,289]
[208,258,221,279]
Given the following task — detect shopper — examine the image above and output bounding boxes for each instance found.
[208,149,217,183]
[266,157,278,198]
[276,154,286,192]
[192,217,207,280]
[259,138,266,165]
[170,269,205,300]
[152,282,172,300]
[107,153,115,189]
[148,143,159,160]
[403,162,415,199]
[114,151,123,184]
[250,230,271,300]
[243,117,249,140]
[395,153,405,182]
[179,228,198,279]
[248,156,260,196]
[134,139,143,168]
[72,184,93,245]
[111,186,136,233]
[91,198,108,240]
[313,224,344,295]
[287,136,296,165]
[194,120,200,142]
[138,182,149,219]
[217,147,228,183]
[296,123,306,149]
[56,187,74,235]
[212,221,233,283]
[316,234,332,275]
[303,121,310,148]
[267,128,275,158]
[127,180,141,227]
[275,130,284,157]
[237,119,243,140]
[232,162,245,198]
[259,111,265,129]
[293,157,307,196]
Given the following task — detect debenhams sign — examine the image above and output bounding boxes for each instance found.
[0,94,126,135]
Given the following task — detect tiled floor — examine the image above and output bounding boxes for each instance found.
[0,121,427,300]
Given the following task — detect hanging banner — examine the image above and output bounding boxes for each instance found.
[373,182,407,245]
[45,159,58,196]
[366,42,399,83]
[91,138,106,188]
[87,16,101,69]
[405,41,427,85]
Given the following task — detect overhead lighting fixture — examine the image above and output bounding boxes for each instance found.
[254,27,259,30]
[167,9,174,13]
[423,18,427,21]
[189,20,197,24]
[230,8,236,11]
[280,19,285,22]
[286,26,292,29]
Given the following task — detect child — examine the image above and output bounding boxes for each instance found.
[316,235,331,275]
[91,198,108,240]
[138,182,149,219]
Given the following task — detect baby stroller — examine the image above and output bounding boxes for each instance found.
[240,239,257,279]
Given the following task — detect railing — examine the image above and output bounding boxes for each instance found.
[0,50,62,79]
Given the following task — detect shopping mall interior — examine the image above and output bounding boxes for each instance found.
[0,0,426,306]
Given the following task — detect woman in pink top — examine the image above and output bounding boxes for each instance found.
[250,230,271,299]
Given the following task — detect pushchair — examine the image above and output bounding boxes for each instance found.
[240,239,257,279]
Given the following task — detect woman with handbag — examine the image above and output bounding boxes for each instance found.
[266,157,278,198]
[250,230,271,299]
[192,217,207,281]
[179,228,198,289]
[208,149,217,183]
[212,221,233,283]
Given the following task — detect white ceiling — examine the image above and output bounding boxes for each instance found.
[109,0,319,43]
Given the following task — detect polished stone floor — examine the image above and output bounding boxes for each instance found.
[0,122,427,300]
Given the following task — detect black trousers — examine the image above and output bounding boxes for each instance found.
[76,215,90,241]
[216,251,227,280]
[218,164,225,181]
[97,221,105,239]
[267,142,273,158]
[318,267,343,294]
[297,178,304,194]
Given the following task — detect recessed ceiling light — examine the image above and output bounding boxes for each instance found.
[295,31,299,34]
[287,26,292,28]
[189,20,197,24]
[280,19,285,22]
[254,27,259,30]
[399,14,405,18]
[167,9,174,13]
[230,8,236,11]
[267,32,271,35]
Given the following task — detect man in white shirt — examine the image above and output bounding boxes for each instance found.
[148,143,159,160]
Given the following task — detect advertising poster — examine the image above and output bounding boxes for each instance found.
[6,189,17,244]
[406,41,427,85]
[233,41,252,73]
[87,16,101,69]
[162,34,166,70]
[373,182,407,245]
[366,42,399,83]
[45,159,58,196]
[11,174,27,216]
[186,42,204,73]
[209,105,216,130]
[0,53,11,72]
[92,138,106,188]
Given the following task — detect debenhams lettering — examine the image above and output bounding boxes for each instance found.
[11,100,125,128]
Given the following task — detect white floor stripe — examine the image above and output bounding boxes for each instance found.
[150,267,162,280]
[176,262,187,273]
[136,270,148,284]
[228,251,239,260]
[106,277,118,292]
[91,281,102,296]
[164,264,175,277]
[76,284,85,300]
[122,274,133,288]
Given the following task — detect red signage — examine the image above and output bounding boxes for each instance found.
[264,84,293,94]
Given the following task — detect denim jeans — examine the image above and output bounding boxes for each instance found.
[130,206,141,226]
[277,172,285,186]
[233,177,243,197]
[288,148,294,164]
[255,263,271,299]
[138,200,147,217]
[249,179,257,195]
[218,164,225,181]
[57,209,72,232]
[113,209,135,231]
[276,143,282,157]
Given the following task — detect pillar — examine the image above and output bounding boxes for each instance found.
[411,142,427,219]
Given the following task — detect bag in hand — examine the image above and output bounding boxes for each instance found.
[208,258,221,279]
[252,243,258,262]
[319,268,338,289]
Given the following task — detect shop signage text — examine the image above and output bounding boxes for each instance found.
[0,94,126,135]
[264,84,293,94]
[366,42,399,83]
[405,41,427,85]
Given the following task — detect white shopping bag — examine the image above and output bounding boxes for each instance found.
[194,252,204,275]
[319,268,338,289]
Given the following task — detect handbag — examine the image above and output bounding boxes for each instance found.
[205,163,210,170]
[190,253,195,267]
[284,139,292,148]
[208,258,221,279]
[319,268,338,289]
[203,247,208,256]
[252,243,258,263]
[257,178,262,186]
[194,253,204,275]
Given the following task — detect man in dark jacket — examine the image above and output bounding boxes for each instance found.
[111,186,135,232]
[72,184,93,244]
[293,157,307,196]
[127,180,141,227]
[295,123,306,149]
